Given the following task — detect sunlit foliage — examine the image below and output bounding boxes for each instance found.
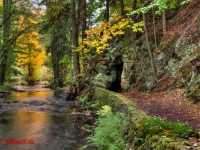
[77,14,143,54]
[14,16,46,84]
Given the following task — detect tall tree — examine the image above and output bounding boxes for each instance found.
[71,0,80,84]
[0,0,12,84]
[143,13,158,82]
[50,2,70,87]
[132,0,137,20]
[105,0,110,21]
[14,13,46,85]
[119,0,125,16]
[152,8,158,48]
[81,0,86,40]
[81,0,88,72]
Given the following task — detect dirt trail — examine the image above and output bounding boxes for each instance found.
[121,88,200,131]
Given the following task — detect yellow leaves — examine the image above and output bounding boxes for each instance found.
[14,16,46,83]
[115,30,125,35]
[83,48,89,54]
[46,1,65,26]
[77,13,144,54]
[132,21,144,32]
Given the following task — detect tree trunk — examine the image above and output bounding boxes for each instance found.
[162,10,167,36]
[81,0,86,40]
[143,13,158,82]
[152,8,158,48]
[119,0,125,16]
[77,0,81,26]
[0,0,12,85]
[131,0,137,20]
[49,4,70,87]
[81,0,87,71]
[71,0,80,84]
[105,0,109,21]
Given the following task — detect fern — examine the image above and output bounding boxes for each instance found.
[80,94,88,104]
[87,112,129,150]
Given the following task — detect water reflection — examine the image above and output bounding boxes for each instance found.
[5,91,54,101]
[0,91,93,150]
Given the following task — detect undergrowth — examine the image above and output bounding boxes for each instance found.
[86,111,129,150]
[136,117,199,139]
[0,82,14,92]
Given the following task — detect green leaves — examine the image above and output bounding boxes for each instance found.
[97,105,112,117]
[87,112,129,150]
[80,94,88,104]
[130,0,181,15]
[181,0,191,5]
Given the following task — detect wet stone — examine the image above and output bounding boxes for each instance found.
[58,107,69,113]
[0,98,5,103]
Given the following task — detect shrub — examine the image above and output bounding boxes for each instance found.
[87,112,129,150]
[0,82,14,92]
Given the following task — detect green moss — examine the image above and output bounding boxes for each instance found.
[136,118,199,139]
[92,87,147,119]
[143,135,186,150]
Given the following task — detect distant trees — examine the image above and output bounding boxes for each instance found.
[0,0,44,85]
[0,0,193,87]
[15,16,46,85]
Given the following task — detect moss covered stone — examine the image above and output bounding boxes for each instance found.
[92,87,147,118]
[92,87,200,150]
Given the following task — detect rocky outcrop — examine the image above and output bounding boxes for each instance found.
[83,1,200,103]
[160,1,200,102]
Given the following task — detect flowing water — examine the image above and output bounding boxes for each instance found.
[0,86,93,150]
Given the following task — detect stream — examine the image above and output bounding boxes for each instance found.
[0,85,93,150]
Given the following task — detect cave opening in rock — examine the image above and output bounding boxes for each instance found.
[109,62,124,92]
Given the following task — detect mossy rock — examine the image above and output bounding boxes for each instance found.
[140,135,194,150]
[92,87,147,119]
[91,87,200,150]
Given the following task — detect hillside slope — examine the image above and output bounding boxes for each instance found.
[84,0,200,103]
[152,0,200,102]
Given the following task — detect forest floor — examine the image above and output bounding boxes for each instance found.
[121,75,200,132]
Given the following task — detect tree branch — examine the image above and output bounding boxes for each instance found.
[0,10,14,28]
[0,21,47,60]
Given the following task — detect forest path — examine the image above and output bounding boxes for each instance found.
[121,88,200,131]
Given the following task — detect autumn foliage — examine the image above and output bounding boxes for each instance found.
[14,17,46,84]
[77,14,143,54]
